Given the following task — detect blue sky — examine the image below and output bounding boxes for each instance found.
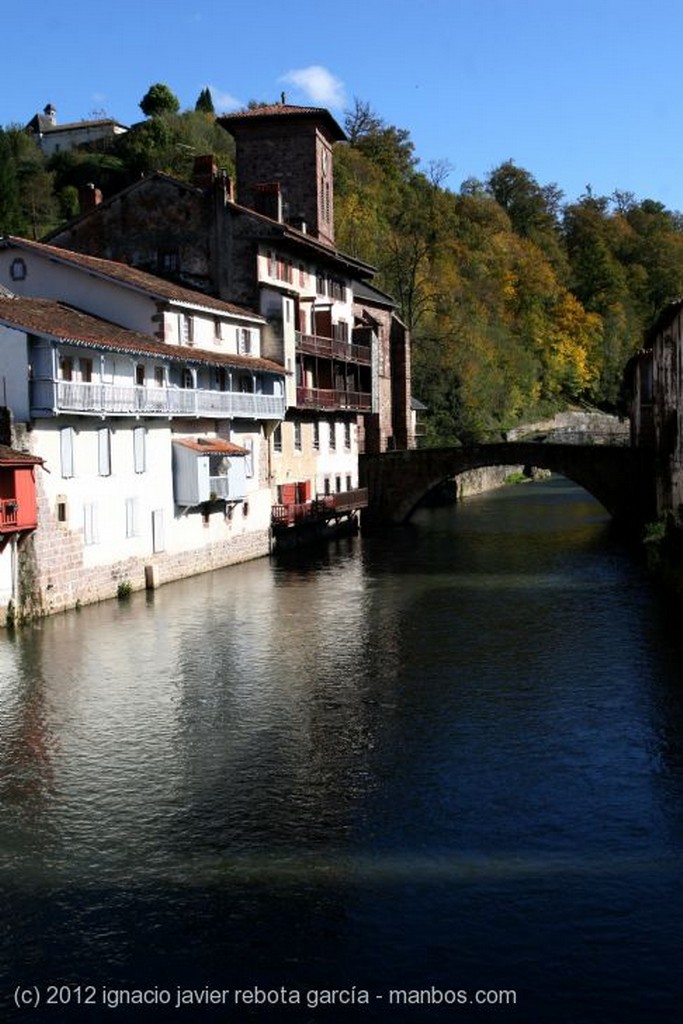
[4,0,682,209]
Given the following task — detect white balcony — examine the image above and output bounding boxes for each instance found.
[31,380,286,421]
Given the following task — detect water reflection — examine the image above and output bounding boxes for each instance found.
[1,479,683,1022]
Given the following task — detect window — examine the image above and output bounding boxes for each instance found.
[346,475,352,492]
[60,427,75,478]
[79,357,93,382]
[135,364,145,387]
[102,356,115,383]
[335,475,342,493]
[158,249,179,274]
[83,502,99,545]
[329,421,336,451]
[243,437,254,478]
[180,315,194,346]
[182,367,194,389]
[273,424,282,453]
[59,356,73,381]
[316,274,327,297]
[299,264,307,288]
[154,365,166,388]
[152,509,165,553]
[214,318,224,343]
[344,421,351,449]
[98,428,111,476]
[10,258,26,281]
[133,426,146,474]
[56,497,68,523]
[294,421,302,452]
[125,497,141,538]
[267,250,277,278]
[238,328,252,355]
[324,477,331,496]
[313,421,320,450]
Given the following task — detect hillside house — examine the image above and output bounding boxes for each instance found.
[25,104,128,156]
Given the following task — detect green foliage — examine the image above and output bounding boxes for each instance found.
[0,126,57,237]
[2,87,683,447]
[195,87,215,114]
[336,101,683,442]
[140,83,180,118]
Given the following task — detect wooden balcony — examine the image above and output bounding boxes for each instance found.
[296,386,372,412]
[0,456,40,551]
[271,488,368,527]
[30,380,286,421]
[296,332,372,365]
[0,498,19,528]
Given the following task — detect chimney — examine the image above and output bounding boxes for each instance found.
[192,154,218,189]
[79,183,103,213]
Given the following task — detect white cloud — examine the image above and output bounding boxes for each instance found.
[279,66,346,109]
[208,86,242,113]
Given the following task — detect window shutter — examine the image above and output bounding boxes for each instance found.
[98,428,111,476]
[60,427,74,478]
[133,427,146,474]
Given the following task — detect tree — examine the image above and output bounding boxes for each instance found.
[139,83,180,118]
[0,128,21,233]
[195,88,215,114]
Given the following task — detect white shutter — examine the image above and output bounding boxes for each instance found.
[60,427,74,478]
[98,428,111,476]
[133,427,146,474]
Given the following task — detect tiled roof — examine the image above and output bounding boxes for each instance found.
[39,118,127,133]
[0,444,43,466]
[218,104,345,141]
[173,438,248,455]
[3,236,263,321]
[0,297,284,374]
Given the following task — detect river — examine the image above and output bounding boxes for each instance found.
[1,477,683,1022]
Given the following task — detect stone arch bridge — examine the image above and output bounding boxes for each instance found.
[360,442,656,530]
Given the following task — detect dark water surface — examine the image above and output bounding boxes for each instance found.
[2,478,683,1022]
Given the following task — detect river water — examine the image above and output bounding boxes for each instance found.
[2,477,683,1023]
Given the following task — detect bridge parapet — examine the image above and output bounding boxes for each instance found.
[360,443,656,530]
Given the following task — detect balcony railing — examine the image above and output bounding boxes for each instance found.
[272,488,368,527]
[296,386,372,411]
[0,498,19,528]
[31,380,286,420]
[296,332,372,364]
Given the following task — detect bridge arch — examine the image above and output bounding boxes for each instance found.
[360,443,656,530]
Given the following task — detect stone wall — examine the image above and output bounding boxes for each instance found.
[11,490,270,623]
[455,465,525,499]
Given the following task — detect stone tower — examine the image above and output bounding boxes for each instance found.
[218,104,346,248]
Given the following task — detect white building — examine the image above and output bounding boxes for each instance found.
[0,246,286,622]
[25,105,128,157]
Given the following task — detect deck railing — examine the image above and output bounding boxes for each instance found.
[31,380,286,420]
[296,386,372,411]
[0,498,19,528]
[271,488,368,527]
[296,332,372,364]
